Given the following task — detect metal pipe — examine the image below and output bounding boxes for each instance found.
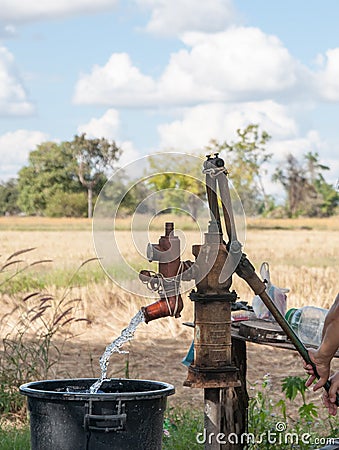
[194,301,232,368]
[206,172,222,235]
[216,172,238,244]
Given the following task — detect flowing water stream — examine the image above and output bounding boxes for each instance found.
[90,309,145,393]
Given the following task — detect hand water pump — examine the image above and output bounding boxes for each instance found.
[139,154,339,449]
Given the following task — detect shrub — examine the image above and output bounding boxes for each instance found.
[44,190,88,217]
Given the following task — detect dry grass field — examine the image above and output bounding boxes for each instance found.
[0,215,338,413]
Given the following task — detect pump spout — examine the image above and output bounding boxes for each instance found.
[141,293,184,323]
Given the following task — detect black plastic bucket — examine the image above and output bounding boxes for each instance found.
[20,378,175,450]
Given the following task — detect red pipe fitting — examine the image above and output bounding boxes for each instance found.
[140,222,184,323]
[141,294,184,323]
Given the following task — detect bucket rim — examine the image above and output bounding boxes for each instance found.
[19,377,175,401]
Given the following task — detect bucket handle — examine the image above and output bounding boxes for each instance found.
[84,400,126,433]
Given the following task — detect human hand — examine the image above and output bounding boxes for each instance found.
[303,348,331,391]
[322,372,339,416]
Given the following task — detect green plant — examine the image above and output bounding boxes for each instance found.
[247,374,339,449]
[248,373,280,446]
[281,375,318,423]
[328,415,339,439]
[44,190,88,217]
[0,423,30,450]
[163,407,203,449]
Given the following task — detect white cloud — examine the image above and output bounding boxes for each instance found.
[0,46,34,116]
[157,101,298,151]
[168,28,299,99]
[77,109,140,167]
[136,0,236,37]
[0,129,49,180]
[73,53,156,107]
[316,48,339,101]
[0,0,118,23]
[0,24,17,38]
[73,27,302,107]
[77,108,121,138]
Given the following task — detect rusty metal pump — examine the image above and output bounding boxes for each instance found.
[140,154,242,388]
[138,154,339,449]
[139,222,192,323]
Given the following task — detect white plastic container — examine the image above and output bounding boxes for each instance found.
[286,306,328,346]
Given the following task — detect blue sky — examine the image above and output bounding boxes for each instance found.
[0,0,338,195]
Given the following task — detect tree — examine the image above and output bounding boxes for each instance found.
[68,134,121,218]
[208,124,272,215]
[96,169,153,217]
[44,191,87,217]
[146,154,206,219]
[0,179,20,215]
[273,154,312,217]
[306,152,338,216]
[17,142,81,215]
[273,152,338,217]
[304,151,329,184]
[314,177,339,216]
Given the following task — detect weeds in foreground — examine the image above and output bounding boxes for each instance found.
[0,424,30,450]
[247,374,338,449]
[163,375,339,449]
[0,249,93,418]
[163,407,203,449]
[0,247,52,294]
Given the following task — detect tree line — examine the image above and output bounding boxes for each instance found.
[0,134,120,218]
[0,125,337,218]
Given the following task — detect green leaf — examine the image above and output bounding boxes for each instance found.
[298,402,318,421]
[282,376,307,401]
[276,399,287,421]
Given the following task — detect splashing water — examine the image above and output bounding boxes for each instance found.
[90,309,145,394]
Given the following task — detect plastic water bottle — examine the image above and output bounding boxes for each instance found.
[285,306,328,346]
